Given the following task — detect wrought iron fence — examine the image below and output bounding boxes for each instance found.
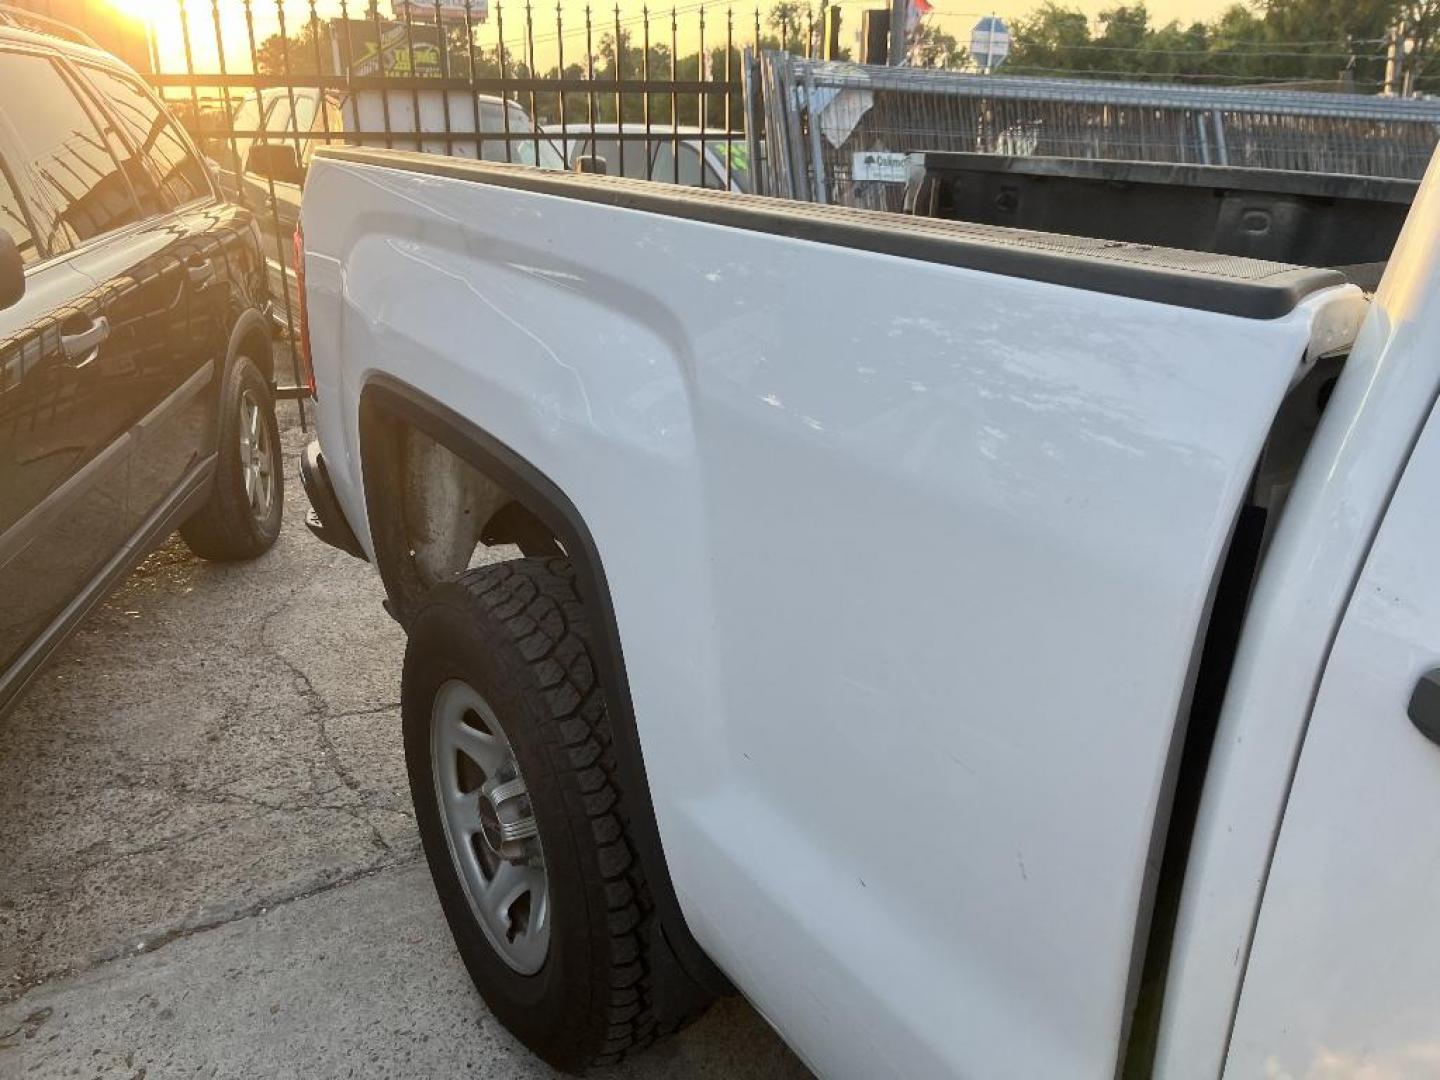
[133,0,806,373]
[758,52,1440,209]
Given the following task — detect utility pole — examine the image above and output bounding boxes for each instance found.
[887,0,907,64]
[1402,28,1418,97]
[1384,19,1407,96]
[822,4,843,60]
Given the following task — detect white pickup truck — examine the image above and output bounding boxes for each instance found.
[294,143,1440,1079]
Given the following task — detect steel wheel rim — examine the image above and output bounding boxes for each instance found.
[430,678,551,974]
[238,388,274,521]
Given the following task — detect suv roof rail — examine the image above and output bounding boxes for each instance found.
[0,5,100,49]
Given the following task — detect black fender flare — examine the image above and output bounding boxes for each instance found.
[357,375,731,1002]
[223,306,274,386]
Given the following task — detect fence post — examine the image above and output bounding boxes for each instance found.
[803,67,827,203]
[781,55,807,199]
[1212,108,1229,166]
[742,46,762,195]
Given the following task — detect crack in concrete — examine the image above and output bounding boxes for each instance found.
[255,603,399,856]
[0,855,423,1008]
[3,590,413,1007]
[1,428,421,1017]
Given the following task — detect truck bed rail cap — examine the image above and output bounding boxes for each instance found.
[314,147,1346,319]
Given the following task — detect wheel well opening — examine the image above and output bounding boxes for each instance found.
[358,401,562,622]
[355,380,733,1001]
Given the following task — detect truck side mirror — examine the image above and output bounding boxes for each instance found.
[0,230,24,311]
[247,142,306,185]
[574,154,608,176]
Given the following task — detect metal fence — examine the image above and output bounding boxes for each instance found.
[128,0,796,382]
[757,52,1440,209]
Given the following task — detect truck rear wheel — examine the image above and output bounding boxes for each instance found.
[401,557,692,1071]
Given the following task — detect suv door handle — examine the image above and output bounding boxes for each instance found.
[59,315,110,368]
[1408,668,1440,747]
[187,257,215,286]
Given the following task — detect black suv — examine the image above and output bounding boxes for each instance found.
[0,23,284,715]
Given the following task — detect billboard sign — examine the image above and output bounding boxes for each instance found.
[331,18,447,77]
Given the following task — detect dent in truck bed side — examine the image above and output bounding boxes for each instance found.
[315,146,1344,320]
[300,150,1362,1078]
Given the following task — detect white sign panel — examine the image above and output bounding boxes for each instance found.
[852,151,909,183]
[393,0,487,23]
[969,15,1011,70]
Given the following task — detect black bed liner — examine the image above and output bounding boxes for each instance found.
[316,146,1347,319]
[906,152,1413,295]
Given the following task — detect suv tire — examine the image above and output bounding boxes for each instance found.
[401,558,704,1071]
[180,354,283,561]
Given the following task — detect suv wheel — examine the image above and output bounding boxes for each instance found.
[401,558,704,1071]
[180,353,283,561]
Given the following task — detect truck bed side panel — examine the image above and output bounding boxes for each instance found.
[301,154,1339,1079]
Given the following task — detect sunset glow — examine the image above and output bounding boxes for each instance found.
[99,0,1237,76]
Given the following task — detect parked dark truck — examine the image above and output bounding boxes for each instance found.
[904,152,1417,291]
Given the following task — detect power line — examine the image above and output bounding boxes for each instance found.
[972,41,1384,59]
[996,63,1381,83]
[921,14,1387,50]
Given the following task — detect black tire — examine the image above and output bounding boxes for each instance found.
[402,558,704,1072]
[180,354,283,561]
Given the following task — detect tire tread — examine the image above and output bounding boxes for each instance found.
[450,557,671,1068]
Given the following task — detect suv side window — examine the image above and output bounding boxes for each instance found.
[269,92,317,143]
[651,142,706,187]
[226,93,265,171]
[302,95,344,167]
[586,139,651,180]
[79,64,211,208]
[0,157,39,266]
[0,50,141,251]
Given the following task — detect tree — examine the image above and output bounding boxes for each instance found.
[766,1,814,53]
[1008,2,1096,74]
[1006,0,1401,87]
[255,21,330,75]
[911,21,967,68]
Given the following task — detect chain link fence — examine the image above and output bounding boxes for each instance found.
[756,52,1440,209]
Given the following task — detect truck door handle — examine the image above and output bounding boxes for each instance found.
[1408,668,1440,747]
[187,257,215,285]
[59,315,110,368]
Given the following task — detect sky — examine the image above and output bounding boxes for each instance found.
[101,0,1239,75]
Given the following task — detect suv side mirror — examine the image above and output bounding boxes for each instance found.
[246,142,305,185]
[574,154,608,176]
[0,230,24,311]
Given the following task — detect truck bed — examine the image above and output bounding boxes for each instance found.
[905,152,1417,291]
[302,145,1369,1079]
